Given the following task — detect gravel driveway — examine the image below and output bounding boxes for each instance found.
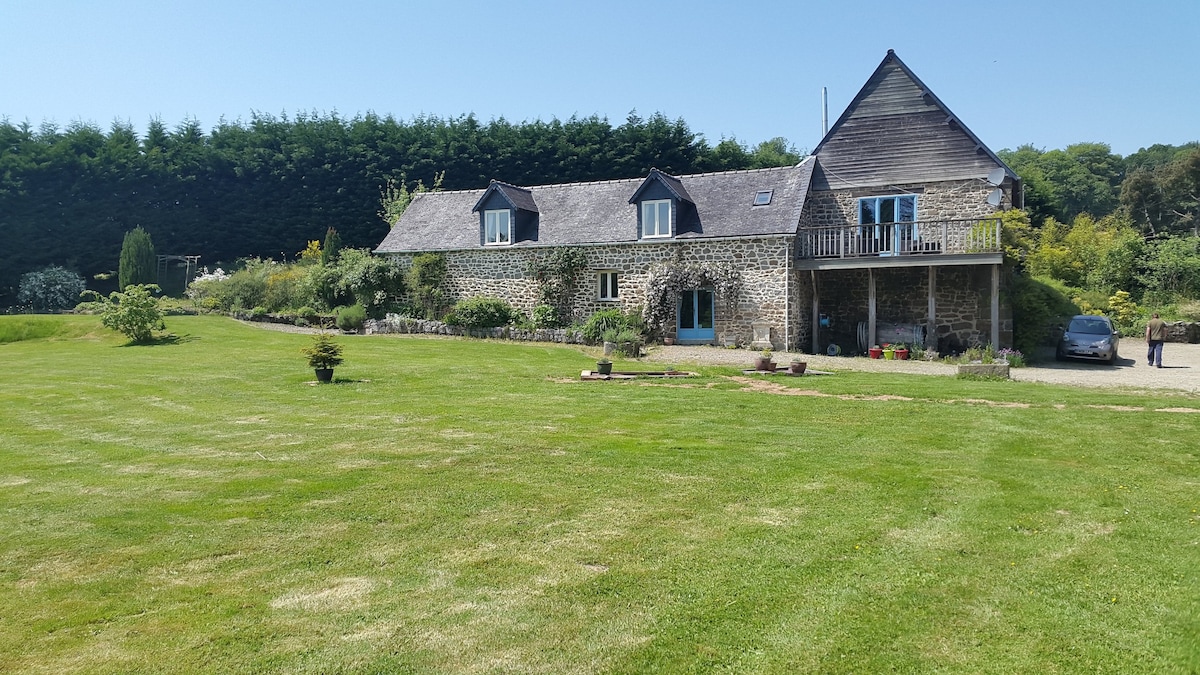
[646,342,1200,394]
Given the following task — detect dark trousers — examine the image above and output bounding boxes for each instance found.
[1147,340,1164,367]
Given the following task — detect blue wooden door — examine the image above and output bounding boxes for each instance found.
[678,289,715,342]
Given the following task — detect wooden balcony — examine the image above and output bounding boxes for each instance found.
[796,218,1002,270]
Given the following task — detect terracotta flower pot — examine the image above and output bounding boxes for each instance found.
[789,361,807,374]
[754,358,776,372]
[869,347,883,359]
[895,349,910,360]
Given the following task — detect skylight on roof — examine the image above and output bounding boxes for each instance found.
[753,190,773,206]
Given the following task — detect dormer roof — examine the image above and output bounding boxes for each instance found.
[628,168,695,205]
[471,180,539,213]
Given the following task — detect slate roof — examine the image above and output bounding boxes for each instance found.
[375,159,815,253]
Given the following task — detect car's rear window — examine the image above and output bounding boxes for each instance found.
[1068,318,1111,334]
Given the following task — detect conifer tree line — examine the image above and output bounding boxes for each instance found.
[2,109,1196,312]
[0,112,801,305]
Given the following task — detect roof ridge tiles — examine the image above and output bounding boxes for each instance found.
[489,179,532,191]
[418,160,814,196]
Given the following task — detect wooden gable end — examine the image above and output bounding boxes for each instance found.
[813,52,1006,190]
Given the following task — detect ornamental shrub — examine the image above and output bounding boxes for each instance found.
[81,284,165,343]
[18,266,87,311]
[335,304,367,331]
[445,297,515,328]
[602,328,643,357]
[329,248,406,318]
[532,304,561,329]
[582,308,644,343]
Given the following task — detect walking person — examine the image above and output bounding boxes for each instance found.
[1146,312,1167,368]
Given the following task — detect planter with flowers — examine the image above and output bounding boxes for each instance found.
[754,349,776,372]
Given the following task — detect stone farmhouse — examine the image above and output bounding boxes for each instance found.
[375,50,1022,354]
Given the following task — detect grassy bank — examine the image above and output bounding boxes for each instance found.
[1,315,1197,673]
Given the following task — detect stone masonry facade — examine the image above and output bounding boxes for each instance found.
[385,236,798,349]
[794,266,1010,354]
[799,179,1012,230]
[792,179,1013,353]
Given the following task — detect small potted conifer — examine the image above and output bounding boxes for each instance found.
[596,357,613,375]
[302,334,344,383]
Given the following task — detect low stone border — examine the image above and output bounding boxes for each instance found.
[957,363,1010,378]
[1164,321,1200,343]
[366,315,588,344]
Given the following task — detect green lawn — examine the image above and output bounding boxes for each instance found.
[1,315,1197,673]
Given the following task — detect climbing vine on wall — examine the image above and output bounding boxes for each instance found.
[526,248,590,324]
[643,261,742,333]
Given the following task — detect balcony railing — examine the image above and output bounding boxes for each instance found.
[799,218,1002,259]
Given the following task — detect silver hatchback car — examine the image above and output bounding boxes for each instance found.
[1057,315,1119,364]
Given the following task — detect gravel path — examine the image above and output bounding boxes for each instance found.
[646,343,1200,394]
[242,320,1200,394]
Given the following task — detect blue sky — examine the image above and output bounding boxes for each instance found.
[2,0,1195,158]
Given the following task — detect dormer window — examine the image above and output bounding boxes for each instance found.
[641,199,671,238]
[484,209,511,245]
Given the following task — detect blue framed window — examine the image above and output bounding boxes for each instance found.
[641,199,671,238]
[858,195,917,224]
[858,195,918,255]
[484,209,511,245]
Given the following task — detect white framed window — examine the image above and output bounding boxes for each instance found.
[484,209,511,245]
[641,199,671,238]
[597,271,619,301]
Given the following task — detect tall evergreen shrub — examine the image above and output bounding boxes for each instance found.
[118,227,157,290]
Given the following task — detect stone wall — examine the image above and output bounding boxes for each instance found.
[799,179,1012,229]
[384,236,797,349]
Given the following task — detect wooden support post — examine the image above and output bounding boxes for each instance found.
[927,266,936,350]
[991,264,1000,348]
[811,270,820,355]
[868,268,877,350]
